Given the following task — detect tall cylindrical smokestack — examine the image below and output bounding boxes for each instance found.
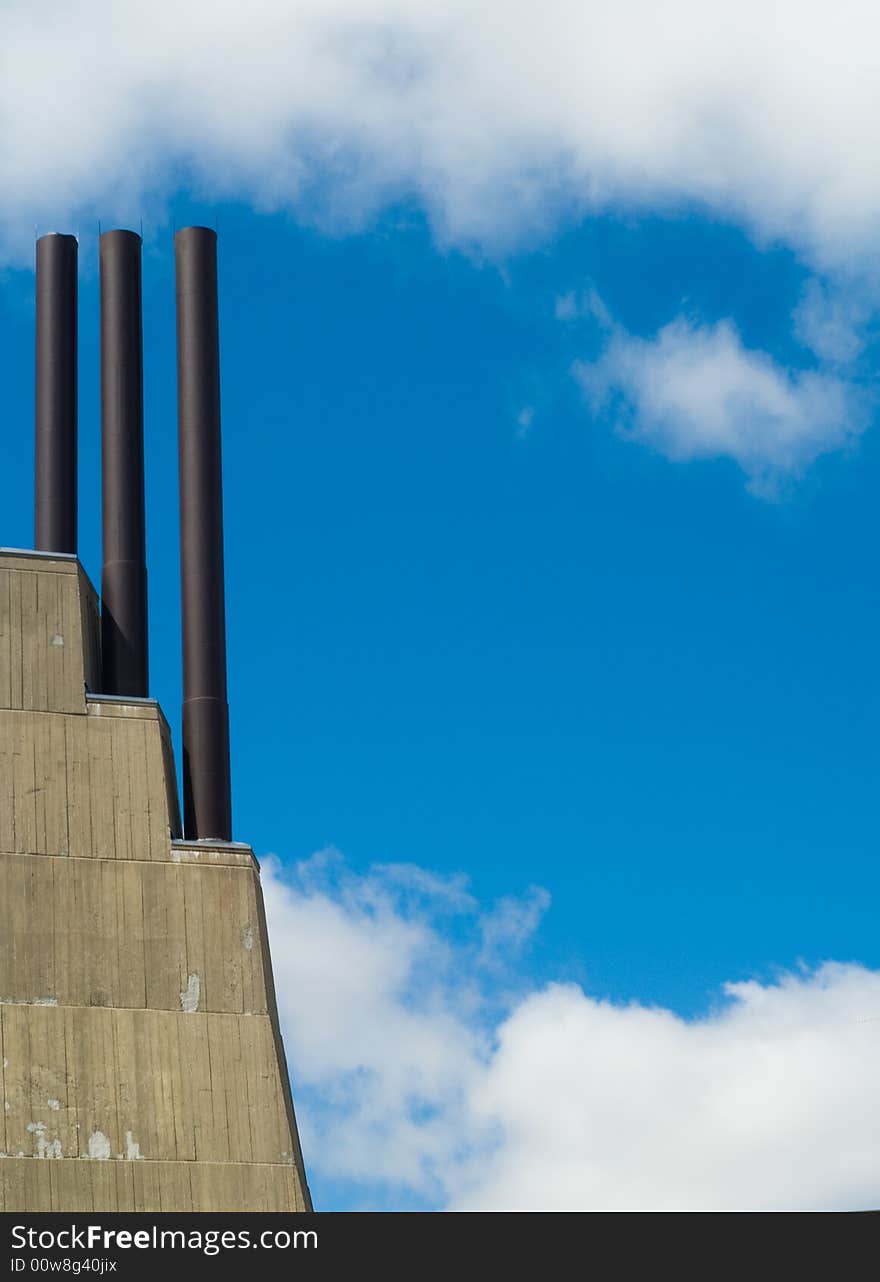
[100,229,149,698]
[35,233,78,553]
[175,226,232,841]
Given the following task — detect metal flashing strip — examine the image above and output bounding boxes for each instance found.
[171,838,254,852]
[87,692,160,707]
[0,546,78,562]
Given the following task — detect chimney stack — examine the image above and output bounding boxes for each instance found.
[174,227,232,841]
[100,230,149,697]
[34,233,78,553]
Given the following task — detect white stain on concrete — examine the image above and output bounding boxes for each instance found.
[50,635,64,648]
[124,1131,143,1160]
[0,996,57,1007]
[241,923,254,951]
[27,1122,62,1159]
[180,973,201,1013]
[47,1099,60,1111]
[88,1131,111,1160]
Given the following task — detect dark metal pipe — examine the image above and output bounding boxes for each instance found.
[35,233,78,553]
[100,229,148,697]
[175,226,232,841]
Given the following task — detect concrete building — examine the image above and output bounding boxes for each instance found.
[0,230,312,1212]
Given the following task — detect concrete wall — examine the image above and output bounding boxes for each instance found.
[0,550,311,1212]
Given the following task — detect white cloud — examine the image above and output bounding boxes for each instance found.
[574,316,867,494]
[263,852,880,1210]
[555,289,613,328]
[478,886,550,968]
[4,2,880,267]
[793,279,873,366]
[261,852,499,1197]
[459,966,880,1210]
[514,406,535,438]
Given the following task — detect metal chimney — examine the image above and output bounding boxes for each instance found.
[100,229,149,697]
[175,227,232,841]
[35,233,78,553]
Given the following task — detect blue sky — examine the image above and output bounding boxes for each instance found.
[2,2,880,1211]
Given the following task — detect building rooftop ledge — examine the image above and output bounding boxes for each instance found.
[0,545,79,562]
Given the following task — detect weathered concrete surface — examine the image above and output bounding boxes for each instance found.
[0,1158,302,1212]
[0,549,311,1211]
[0,553,100,713]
